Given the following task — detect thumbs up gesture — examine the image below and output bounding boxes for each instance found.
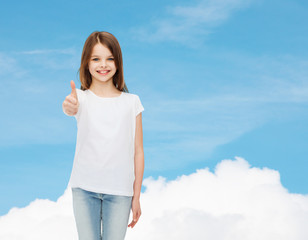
[62,80,79,116]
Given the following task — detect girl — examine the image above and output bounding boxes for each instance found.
[62,31,145,240]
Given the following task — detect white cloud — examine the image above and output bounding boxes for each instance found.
[0,53,28,77]
[131,0,254,46]
[170,0,252,23]
[0,188,77,240]
[1,157,308,239]
[17,48,76,55]
[15,47,79,70]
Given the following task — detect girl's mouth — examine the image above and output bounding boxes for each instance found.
[97,70,110,75]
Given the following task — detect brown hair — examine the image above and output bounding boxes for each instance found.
[79,31,129,92]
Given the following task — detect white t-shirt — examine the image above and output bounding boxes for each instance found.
[65,89,144,196]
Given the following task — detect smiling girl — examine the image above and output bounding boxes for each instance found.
[62,31,145,240]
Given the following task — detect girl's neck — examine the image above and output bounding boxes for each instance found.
[89,79,121,97]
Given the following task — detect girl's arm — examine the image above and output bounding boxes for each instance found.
[128,112,144,228]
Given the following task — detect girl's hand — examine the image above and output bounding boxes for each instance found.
[128,197,141,228]
[62,80,79,116]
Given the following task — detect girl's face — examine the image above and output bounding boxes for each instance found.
[88,43,117,84]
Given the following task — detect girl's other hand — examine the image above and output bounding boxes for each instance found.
[128,197,141,228]
[62,80,79,116]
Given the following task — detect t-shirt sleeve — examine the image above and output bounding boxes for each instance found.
[74,89,84,121]
[135,95,144,117]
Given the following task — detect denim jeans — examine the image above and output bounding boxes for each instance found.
[71,187,132,240]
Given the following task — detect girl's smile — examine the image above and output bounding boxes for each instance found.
[96,70,110,75]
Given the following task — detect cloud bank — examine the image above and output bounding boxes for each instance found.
[1,157,307,240]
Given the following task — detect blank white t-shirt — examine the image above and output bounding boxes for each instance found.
[65,89,144,196]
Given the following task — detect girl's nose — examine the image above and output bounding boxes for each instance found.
[100,60,107,68]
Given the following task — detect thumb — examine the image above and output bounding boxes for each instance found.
[70,80,78,100]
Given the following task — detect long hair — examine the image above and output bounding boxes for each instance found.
[79,31,129,92]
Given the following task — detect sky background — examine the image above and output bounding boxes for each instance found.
[0,0,307,219]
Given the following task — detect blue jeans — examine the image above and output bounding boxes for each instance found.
[71,187,132,240]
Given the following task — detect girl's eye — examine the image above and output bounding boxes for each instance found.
[108,58,114,61]
[92,58,99,61]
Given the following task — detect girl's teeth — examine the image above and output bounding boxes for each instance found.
[97,70,109,74]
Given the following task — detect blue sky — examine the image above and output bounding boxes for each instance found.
[0,0,307,216]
